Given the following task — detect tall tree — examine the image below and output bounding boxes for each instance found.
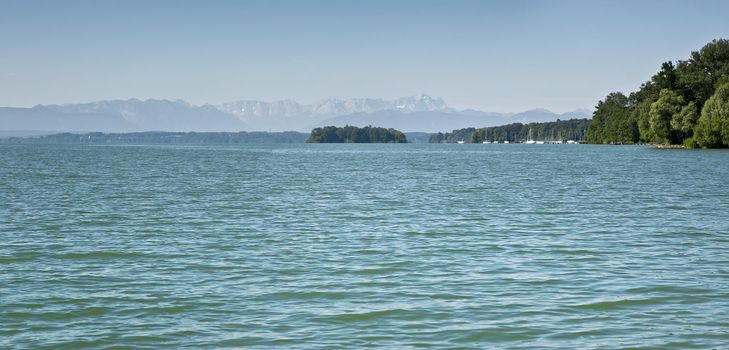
[634,99,654,142]
[676,39,729,108]
[695,83,729,148]
[588,92,636,144]
[649,89,684,144]
[587,39,729,147]
[671,101,699,136]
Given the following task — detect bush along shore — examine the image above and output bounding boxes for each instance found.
[586,39,729,148]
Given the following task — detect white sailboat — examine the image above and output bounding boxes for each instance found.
[525,128,536,144]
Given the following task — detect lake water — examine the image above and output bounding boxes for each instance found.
[1,143,728,349]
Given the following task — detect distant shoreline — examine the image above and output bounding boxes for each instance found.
[0,131,309,144]
[1,131,721,149]
[0,131,436,144]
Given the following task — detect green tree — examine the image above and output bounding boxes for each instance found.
[671,101,699,135]
[429,132,445,143]
[306,125,407,143]
[653,61,678,91]
[695,82,729,148]
[587,92,636,144]
[439,119,590,144]
[676,39,729,107]
[585,39,729,147]
[634,99,654,142]
[649,89,684,143]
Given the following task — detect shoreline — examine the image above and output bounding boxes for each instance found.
[654,144,686,149]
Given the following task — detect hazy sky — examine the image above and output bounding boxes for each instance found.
[1,0,728,112]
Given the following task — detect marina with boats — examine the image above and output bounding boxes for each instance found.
[430,118,591,144]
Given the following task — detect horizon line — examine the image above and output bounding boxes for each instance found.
[2,95,595,115]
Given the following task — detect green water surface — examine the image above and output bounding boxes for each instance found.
[1,143,728,349]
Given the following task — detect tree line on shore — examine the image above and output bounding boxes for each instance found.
[306,125,407,143]
[429,119,590,143]
[587,39,729,148]
[0,131,309,144]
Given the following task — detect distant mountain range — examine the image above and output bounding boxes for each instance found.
[0,94,592,134]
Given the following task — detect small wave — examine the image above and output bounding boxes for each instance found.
[349,265,409,276]
[572,297,669,311]
[52,251,148,260]
[449,327,542,343]
[4,306,113,321]
[314,308,422,323]
[261,290,349,301]
[625,285,713,295]
[546,328,614,340]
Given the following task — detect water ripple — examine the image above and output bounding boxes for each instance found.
[1,143,729,349]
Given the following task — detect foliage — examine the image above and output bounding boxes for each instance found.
[634,99,654,142]
[430,119,590,143]
[428,132,446,143]
[671,102,699,135]
[676,39,729,107]
[306,125,407,143]
[587,39,729,147]
[429,128,475,143]
[694,82,729,148]
[587,92,637,144]
[683,136,698,149]
[649,89,684,144]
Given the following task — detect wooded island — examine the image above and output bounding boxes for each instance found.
[307,126,407,143]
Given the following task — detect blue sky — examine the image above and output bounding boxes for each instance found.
[1,0,727,112]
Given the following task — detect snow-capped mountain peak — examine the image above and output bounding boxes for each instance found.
[216,94,452,120]
[2,95,593,133]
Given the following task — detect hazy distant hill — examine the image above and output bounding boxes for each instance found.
[0,105,139,132]
[506,108,593,124]
[1,99,246,133]
[2,131,307,144]
[0,94,591,133]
